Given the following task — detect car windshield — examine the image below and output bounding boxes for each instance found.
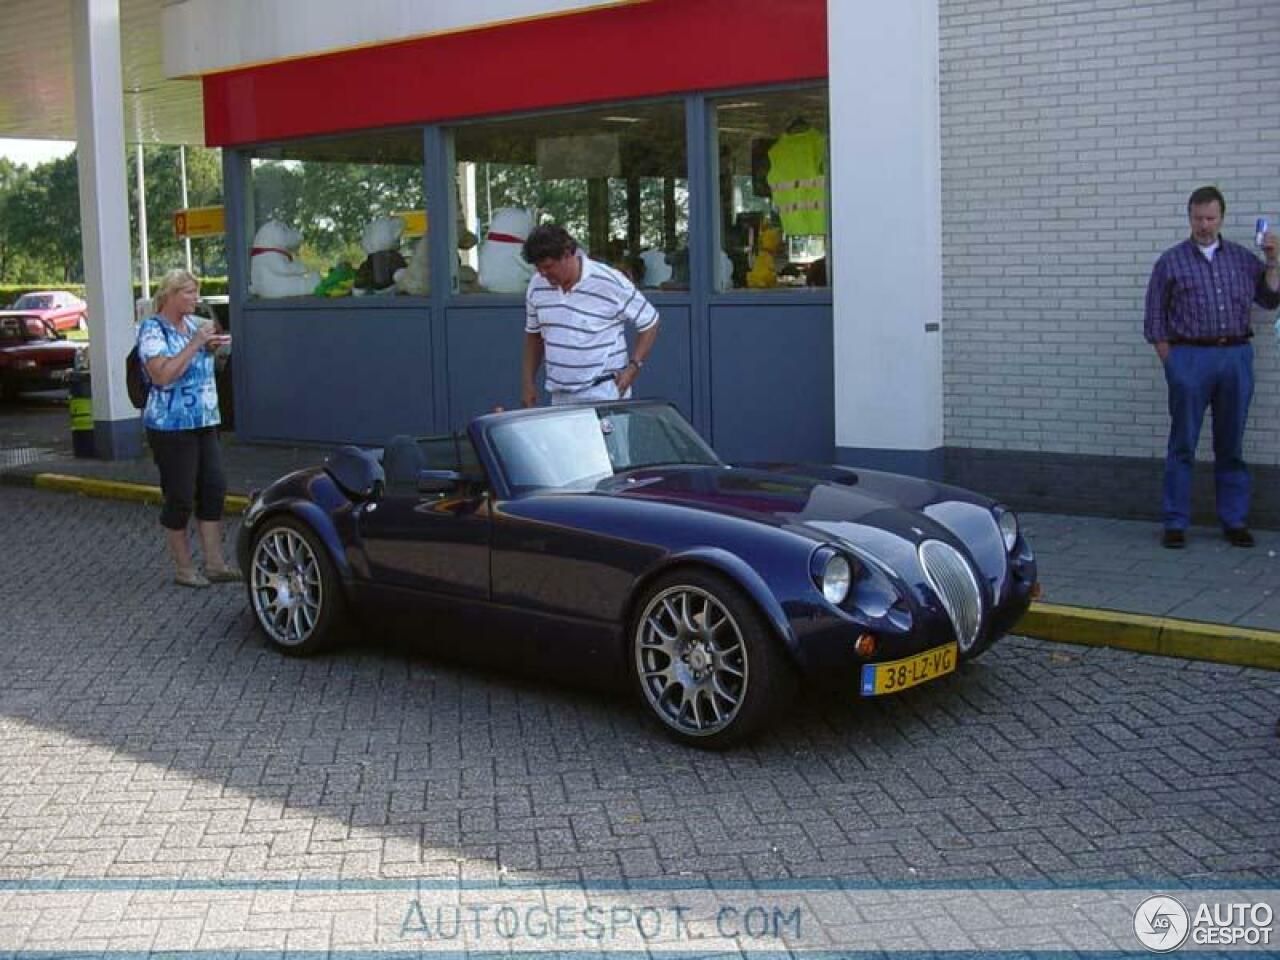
[13,294,52,310]
[489,404,721,494]
[0,317,40,343]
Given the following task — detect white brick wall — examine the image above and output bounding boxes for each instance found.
[939,0,1280,463]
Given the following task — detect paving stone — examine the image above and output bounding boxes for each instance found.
[0,487,1276,954]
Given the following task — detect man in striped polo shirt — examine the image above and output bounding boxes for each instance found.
[520,224,659,408]
[1144,186,1280,549]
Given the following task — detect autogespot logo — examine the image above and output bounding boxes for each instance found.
[1134,895,1190,952]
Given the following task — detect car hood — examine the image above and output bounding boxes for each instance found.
[0,309,56,322]
[0,341,82,361]
[605,463,1005,571]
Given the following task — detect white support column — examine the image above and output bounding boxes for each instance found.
[827,0,944,477]
[135,143,150,299]
[460,161,478,271]
[179,146,193,272]
[71,0,142,459]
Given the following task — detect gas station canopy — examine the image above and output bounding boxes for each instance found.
[0,0,641,146]
[0,0,203,144]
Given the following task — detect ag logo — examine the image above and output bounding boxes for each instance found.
[1134,895,1190,952]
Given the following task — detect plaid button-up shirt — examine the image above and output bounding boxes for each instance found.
[1143,237,1280,343]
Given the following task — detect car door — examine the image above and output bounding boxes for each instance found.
[356,436,490,601]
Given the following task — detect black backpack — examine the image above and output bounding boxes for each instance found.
[125,345,149,409]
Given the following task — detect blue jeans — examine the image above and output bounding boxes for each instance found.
[1161,343,1253,530]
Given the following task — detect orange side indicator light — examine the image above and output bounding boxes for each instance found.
[854,633,877,657]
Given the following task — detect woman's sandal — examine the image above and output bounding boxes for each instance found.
[175,569,211,588]
[205,566,244,583]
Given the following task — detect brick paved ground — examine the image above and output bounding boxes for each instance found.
[0,487,1276,952]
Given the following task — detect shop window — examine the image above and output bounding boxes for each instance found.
[247,131,425,299]
[713,87,829,291]
[450,101,689,293]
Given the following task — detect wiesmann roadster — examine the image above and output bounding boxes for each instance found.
[238,401,1037,747]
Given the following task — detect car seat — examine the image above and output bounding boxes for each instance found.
[382,435,426,488]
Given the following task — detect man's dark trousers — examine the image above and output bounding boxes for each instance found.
[1162,342,1253,530]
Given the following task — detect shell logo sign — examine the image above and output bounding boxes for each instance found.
[173,206,226,239]
[394,210,427,237]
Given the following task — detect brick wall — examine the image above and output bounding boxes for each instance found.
[938,0,1280,470]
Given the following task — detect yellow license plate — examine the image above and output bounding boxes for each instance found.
[860,642,957,695]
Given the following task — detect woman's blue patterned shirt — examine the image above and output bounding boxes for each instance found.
[136,315,221,431]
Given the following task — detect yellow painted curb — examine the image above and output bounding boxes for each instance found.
[1018,601,1280,671]
[33,473,250,515]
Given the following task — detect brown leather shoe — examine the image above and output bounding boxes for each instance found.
[1161,529,1185,549]
[1223,527,1255,548]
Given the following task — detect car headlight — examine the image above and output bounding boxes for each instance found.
[995,506,1019,552]
[811,547,853,605]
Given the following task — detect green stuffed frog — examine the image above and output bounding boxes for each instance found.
[314,262,355,298]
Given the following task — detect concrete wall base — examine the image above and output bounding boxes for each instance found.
[836,446,944,480]
[946,447,1280,530]
[93,418,144,460]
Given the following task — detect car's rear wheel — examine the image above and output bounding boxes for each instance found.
[248,516,347,655]
[630,569,796,749]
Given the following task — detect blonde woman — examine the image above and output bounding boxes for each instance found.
[137,269,241,587]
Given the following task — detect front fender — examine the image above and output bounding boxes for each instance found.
[626,546,802,668]
[237,498,355,590]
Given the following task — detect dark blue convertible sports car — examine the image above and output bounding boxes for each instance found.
[238,401,1037,747]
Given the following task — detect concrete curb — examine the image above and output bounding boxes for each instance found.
[12,470,1280,671]
[1018,602,1280,671]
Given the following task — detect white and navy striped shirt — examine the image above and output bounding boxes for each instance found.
[525,252,659,394]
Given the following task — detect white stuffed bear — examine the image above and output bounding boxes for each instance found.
[477,207,535,293]
[638,249,673,288]
[353,215,406,295]
[394,234,429,296]
[249,220,319,298]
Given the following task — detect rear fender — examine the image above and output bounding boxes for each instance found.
[627,547,801,668]
[241,500,355,592]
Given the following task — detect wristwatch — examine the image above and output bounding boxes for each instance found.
[630,358,645,370]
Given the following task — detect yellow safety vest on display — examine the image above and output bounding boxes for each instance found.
[766,128,828,236]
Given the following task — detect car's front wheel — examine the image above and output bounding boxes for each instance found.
[630,569,796,749]
[248,516,348,655]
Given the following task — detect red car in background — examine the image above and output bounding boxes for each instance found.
[8,290,88,332]
[0,313,87,399]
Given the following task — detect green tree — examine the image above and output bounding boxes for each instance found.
[0,157,27,281]
[128,144,225,279]
[4,154,83,282]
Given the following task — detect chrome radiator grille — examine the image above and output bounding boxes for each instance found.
[918,540,983,652]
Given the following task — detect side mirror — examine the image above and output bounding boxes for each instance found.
[416,469,464,494]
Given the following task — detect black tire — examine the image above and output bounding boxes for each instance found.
[630,568,797,749]
[247,515,349,656]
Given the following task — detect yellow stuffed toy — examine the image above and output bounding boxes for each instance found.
[746,226,783,288]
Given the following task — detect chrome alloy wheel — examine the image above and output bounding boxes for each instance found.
[251,526,323,647]
[634,585,749,737]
